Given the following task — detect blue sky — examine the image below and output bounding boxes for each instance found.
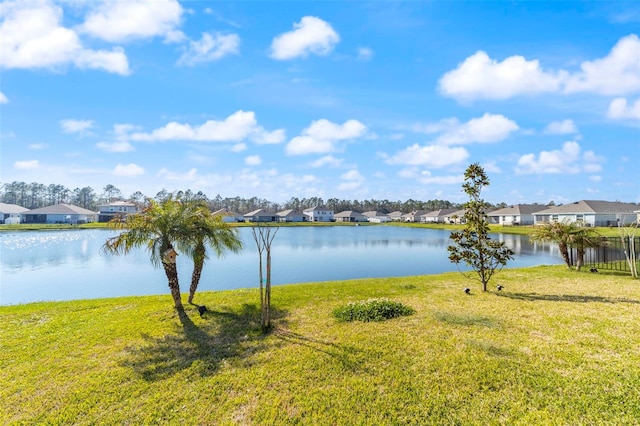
[1,0,639,205]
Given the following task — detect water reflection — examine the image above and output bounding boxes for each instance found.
[0,227,560,305]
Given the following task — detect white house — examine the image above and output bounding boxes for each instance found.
[244,209,277,222]
[402,210,429,222]
[533,200,639,227]
[487,204,543,226]
[419,209,459,223]
[0,202,30,224]
[334,211,368,222]
[213,208,243,223]
[97,201,138,222]
[21,204,97,224]
[276,209,306,222]
[303,206,334,222]
[362,211,390,223]
[388,211,404,221]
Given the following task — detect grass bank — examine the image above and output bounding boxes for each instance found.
[2,266,639,424]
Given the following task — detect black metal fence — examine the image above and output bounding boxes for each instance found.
[577,236,640,273]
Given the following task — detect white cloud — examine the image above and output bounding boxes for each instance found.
[80,0,184,43]
[438,34,640,101]
[607,97,640,120]
[96,141,134,152]
[96,123,137,152]
[60,119,93,134]
[28,143,47,150]
[388,144,469,167]
[589,175,602,182]
[177,32,239,66]
[113,163,144,176]
[270,16,339,60]
[341,169,364,181]
[131,110,284,144]
[245,155,261,166]
[0,91,8,103]
[230,143,247,152]
[438,51,564,101]
[418,172,464,185]
[413,113,519,145]
[482,161,502,174]
[357,47,373,61]
[544,119,579,134]
[14,160,40,170]
[310,155,343,168]
[515,141,604,175]
[564,34,640,95]
[157,167,199,182]
[286,119,367,155]
[0,0,130,75]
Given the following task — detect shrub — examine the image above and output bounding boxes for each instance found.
[332,298,415,322]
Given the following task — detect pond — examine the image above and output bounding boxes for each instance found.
[0,226,561,305]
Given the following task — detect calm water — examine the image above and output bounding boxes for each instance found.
[0,226,561,305]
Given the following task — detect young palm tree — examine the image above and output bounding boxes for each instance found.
[103,196,200,310]
[187,205,243,305]
[530,220,602,270]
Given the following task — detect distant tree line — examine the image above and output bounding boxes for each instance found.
[1,180,526,214]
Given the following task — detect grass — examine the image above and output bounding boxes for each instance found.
[2,265,639,424]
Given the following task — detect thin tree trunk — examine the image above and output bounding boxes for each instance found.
[559,242,571,269]
[265,245,272,330]
[163,261,183,309]
[188,258,204,304]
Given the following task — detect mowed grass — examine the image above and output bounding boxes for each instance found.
[2,266,639,425]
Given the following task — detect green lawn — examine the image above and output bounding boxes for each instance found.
[2,266,639,424]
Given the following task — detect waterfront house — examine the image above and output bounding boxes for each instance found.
[21,203,97,224]
[244,209,277,222]
[334,211,368,222]
[0,203,30,224]
[97,201,138,222]
[419,209,459,223]
[362,211,390,223]
[402,210,429,222]
[487,204,543,226]
[212,208,243,223]
[276,209,306,222]
[533,200,639,226]
[303,206,334,222]
[388,211,404,221]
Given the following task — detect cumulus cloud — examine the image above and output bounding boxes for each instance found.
[0,91,8,103]
[96,123,137,152]
[286,119,367,155]
[270,16,339,60]
[60,119,93,134]
[0,0,130,75]
[310,155,343,168]
[79,0,184,43]
[14,160,40,170]
[357,47,373,61]
[607,97,640,120]
[131,110,285,144]
[418,171,464,185]
[245,155,261,166]
[230,143,247,152]
[387,144,469,167]
[412,113,519,145]
[177,32,239,66]
[544,119,579,134]
[515,141,604,175]
[439,34,640,101]
[337,169,364,191]
[113,163,144,176]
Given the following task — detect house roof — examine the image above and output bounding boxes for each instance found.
[213,208,240,217]
[98,201,136,208]
[0,203,30,214]
[244,208,269,216]
[488,204,545,216]
[388,211,403,218]
[25,203,96,215]
[403,210,429,218]
[334,210,367,218]
[277,209,304,217]
[362,211,388,217]
[303,205,332,212]
[420,208,459,218]
[533,200,640,215]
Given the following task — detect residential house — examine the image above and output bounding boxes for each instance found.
[276,209,306,222]
[419,209,459,223]
[0,202,30,224]
[387,211,404,221]
[21,203,97,224]
[362,211,390,223]
[487,204,543,226]
[444,209,468,224]
[533,200,639,227]
[212,208,243,223]
[244,209,277,222]
[334,211,368,223]
[97,201,138,222]
[402,210,429,222]
[303,206,334,222]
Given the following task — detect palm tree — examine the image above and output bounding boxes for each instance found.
[187,205,243,305]
[530,220,602,270]
[103,196,201,310]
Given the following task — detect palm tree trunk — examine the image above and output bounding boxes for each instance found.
[188,258,204,304]
[559,242,571,269]
[162,261,183,309]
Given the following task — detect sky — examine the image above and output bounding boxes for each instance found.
[1,0,639,205]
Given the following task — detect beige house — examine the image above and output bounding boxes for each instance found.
[0,202,30,224]
[21,204,97,224]
[533,200,639,227]
[487,204,543,226]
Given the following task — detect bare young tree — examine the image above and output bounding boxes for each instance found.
[251,223,279,332]
[618,214,638,278]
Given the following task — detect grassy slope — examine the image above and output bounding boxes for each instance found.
[2,266,639,425]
